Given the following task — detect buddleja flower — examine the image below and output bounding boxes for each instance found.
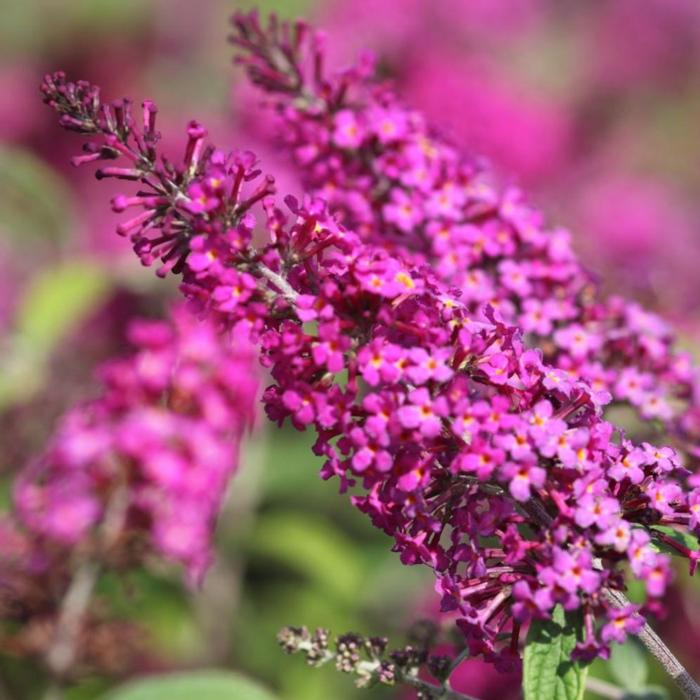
[41,20,699,669]
[230,12,700,463]
[14,305,258,583]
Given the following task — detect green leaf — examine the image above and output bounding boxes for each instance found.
[523,606,588,700]
[0,147,76,246]
[244,511,366,603]
[0,2,150,58]
[650,525,699,556]
[15,260,110,348]
[233,0,313,20]
[0,260,111,408]
[101,670,278,700]
[609,638,648,691]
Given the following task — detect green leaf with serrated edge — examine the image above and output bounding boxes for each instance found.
[609,637,648,691]
[101,671,278,700]
[523,605,588,700]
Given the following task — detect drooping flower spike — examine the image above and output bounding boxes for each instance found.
[230,11,700,462]
[14,305,258,584]
[42,59,700,666]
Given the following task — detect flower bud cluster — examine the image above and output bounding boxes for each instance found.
[277,625,451,693]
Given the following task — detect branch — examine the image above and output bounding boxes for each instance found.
[257,262,299,303]
[43,486,128,695]
[604,589,700,700]
[401,672,478,700]
[445,646,471,685]
[44,560,101,679]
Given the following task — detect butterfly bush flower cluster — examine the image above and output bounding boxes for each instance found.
[40,24,700,668]
[13,305,257,583]
[230,13,700,456]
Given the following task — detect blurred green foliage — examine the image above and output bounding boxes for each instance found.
[0,260,112,408]
[0,147,77,247]
[102,671,279,700]
[0,0,152,58]
[609,639,649,693]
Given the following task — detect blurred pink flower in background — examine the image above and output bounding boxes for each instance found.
[404,52,572,184]
[310,0,700,321]
[5,0,700,327]
[0,63,44,142]
[571,174,700,316]
[586,0,700,91]
[448,654,521,700]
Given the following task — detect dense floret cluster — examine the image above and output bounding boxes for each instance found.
[231,13,700,454]
[39,21,700,668]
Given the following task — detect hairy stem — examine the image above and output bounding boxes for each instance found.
[45,561,101,679]
[42,487,128,696]
[604,589,700,700]
[257,262,299,302]
[445,646,471,682]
